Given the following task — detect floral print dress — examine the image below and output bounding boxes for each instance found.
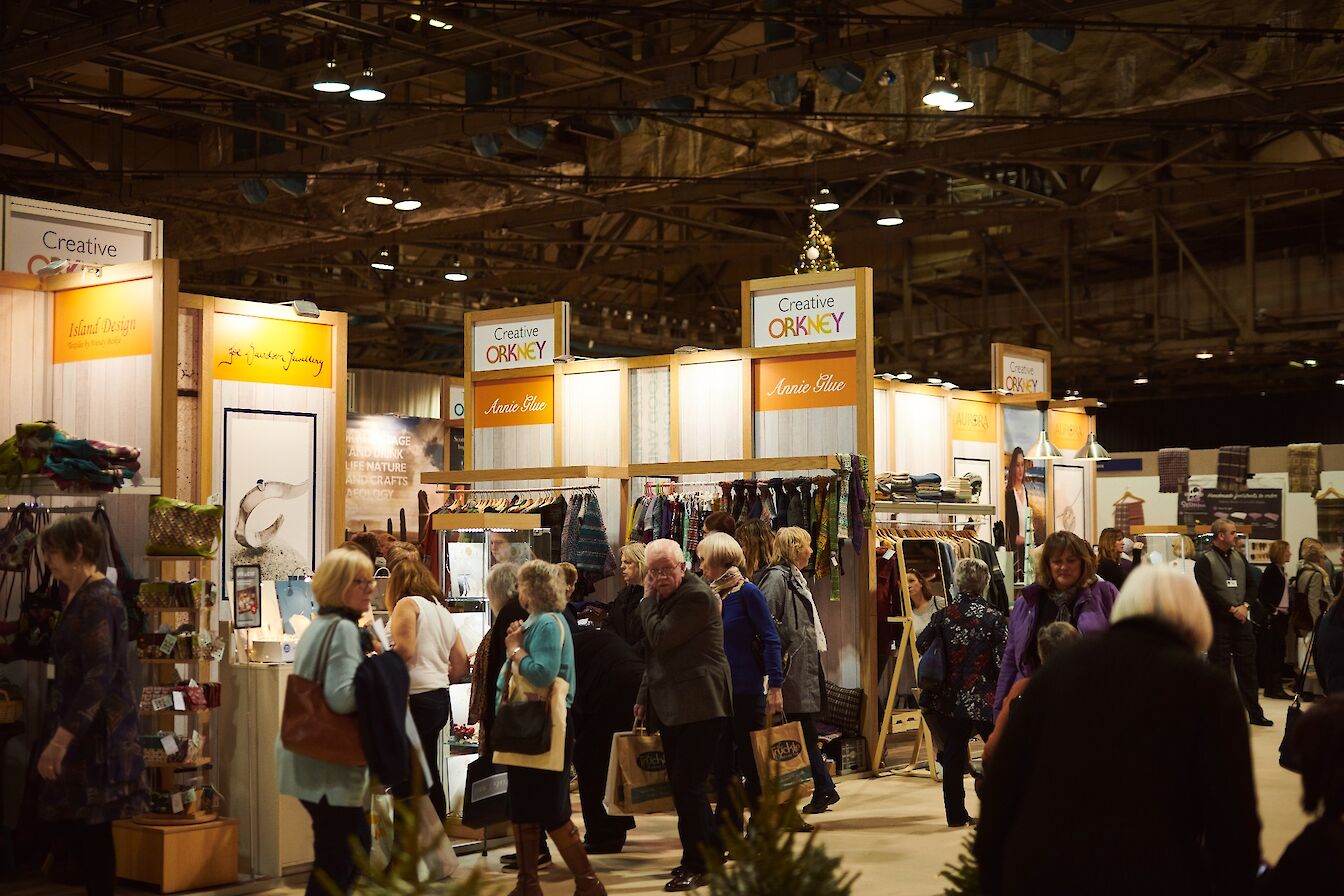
[915,598,1008,723]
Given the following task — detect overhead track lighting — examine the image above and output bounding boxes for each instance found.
[313,58,349,93]
[393,183,421,211]
[894,371,914,381]
[365,180,392,206]
[875,207,904,226]
[1025,400,1062,461]
[370,248,395,271]
[810,186,839,212]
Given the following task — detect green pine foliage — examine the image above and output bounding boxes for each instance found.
[706,782,858,896]
[937,834,982,896]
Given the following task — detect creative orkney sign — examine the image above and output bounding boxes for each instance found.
[754,352,856,411]
[750,282,856,348]
[52,280,155,363]
[992,343,1051,400]
[473,375,555,428]
[211,312,333,388]
[472,317,556,372]
[3,195,160,274]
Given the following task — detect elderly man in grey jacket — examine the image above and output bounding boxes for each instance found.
[634,538,733,892]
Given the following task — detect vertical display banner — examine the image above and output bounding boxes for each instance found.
[346,415,445,541]
[747,282,857,348]
[473,376,555,428]
[991,343,1051,401]
[950,396,998,530]
[51,279,155,363]
[211,312,333,388]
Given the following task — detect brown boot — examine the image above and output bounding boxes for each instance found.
[507,824,544,896]
[547,820,607,896]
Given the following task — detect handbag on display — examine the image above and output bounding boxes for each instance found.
[280,621,366,767]
[92,505,145,637]
[916,618,948,691]
[494,614,569,771]
[146,496,223,558]
[461,756,510,829]
[1279,622,1321,772]
[14,562,63,662]
[0,504,47,572]
[750,714,815,804]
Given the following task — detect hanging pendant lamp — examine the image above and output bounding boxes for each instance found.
[1076,405,1111,462]
[1025,399,1062,461]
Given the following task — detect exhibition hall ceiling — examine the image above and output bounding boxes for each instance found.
[2,1,1343,400]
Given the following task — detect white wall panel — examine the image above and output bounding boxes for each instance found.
[678,361,743,461]
[893,391,948,478]
[873,388,893,474]
[629,366,671,464]
[0,286,51,432]
[754,407,856,459]
[561,370,620,466]
[473,423,553,472]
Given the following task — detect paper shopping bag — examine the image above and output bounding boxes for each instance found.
[751,718,815,804]
[604,724,674,815]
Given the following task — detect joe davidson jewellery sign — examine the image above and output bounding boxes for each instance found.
[473,317,556,371]
[750,283,855,347]
[211,312,332,388]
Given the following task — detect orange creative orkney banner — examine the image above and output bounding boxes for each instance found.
[473,375,555,428]
[52,279,155,363]
[754,352,856,412]
[211,312,333,388]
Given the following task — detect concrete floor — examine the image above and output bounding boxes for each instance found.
[11,697,1312,896]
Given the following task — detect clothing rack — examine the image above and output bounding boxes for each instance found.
[0,501,103,514]
[435,483,599,495]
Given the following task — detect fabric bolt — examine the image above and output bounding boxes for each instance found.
[1157,447,1190,493]
[1216,445,1251,492]
[1287,442,1322,494]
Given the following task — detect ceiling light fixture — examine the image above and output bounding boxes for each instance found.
[365,179,392,206]
[1133,373,1149,385]
[1025,400,1063,461]
[940,69,975,111]
[895,370,914,381]
[810,185,839,212]
[443,257,470,282]
[393,183,421,211]
[349,66,385,102]
[1076,406,1111,462]
[370,247,395,271]
[875,207,904,226]
[1304,358,1318,368]
[941,381,959,390]
[926,373,944,385]
[1337,376,1344,386]
[313,58,349,93]
[1195,349,1214,360]
[922,73,957,108]
[410,13,453,29]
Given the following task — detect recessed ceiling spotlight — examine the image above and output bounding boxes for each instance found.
[810,186,839,212]
[894,370,914,381]
[1195,349,1214,360]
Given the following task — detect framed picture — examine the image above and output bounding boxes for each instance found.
[233,563,262,630]
[222,408,318,592]
[1053,464,1087,538]
[952,457,992,503]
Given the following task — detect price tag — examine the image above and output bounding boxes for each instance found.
[159,633,178,657]
[182,787,198,805]
[197,631,211,651]
[151,694,174,712]
[883,549,896,561]
[190,730,203,750]
[170,792,184,814]
[160,733,179,756]
[210,640,225,661]
[172,691,187,711]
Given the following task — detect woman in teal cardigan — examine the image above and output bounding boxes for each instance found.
[278,547,375,896]
[497,559,605,896]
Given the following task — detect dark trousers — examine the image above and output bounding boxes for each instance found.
[73,821,115,896]
[393,688,452,820]
[662,716,728,873]
[715,693,765,832]
[794,713,836,798]
[924,713,993,825]
[1209,615,1265,720]
[301,797,371,896]
[1256,612,1290,693]
[574,709,637,848]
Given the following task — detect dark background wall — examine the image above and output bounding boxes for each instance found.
[1097,388,1344,452]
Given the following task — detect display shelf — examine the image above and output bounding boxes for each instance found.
[145,555,214,562]
[145,757,211,769]
[0,476,161,498]
[628,455,834,477]
[873,502,997,516]
[423,464,627,484]
[133,811,220,827]
[141,658,214,665]
[140,709,209,716]
[432,512,542,530]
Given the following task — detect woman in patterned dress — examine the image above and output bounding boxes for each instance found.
[916,557,1007,828]
[36,516,145,896]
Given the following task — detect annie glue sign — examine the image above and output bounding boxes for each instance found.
[750,283,855,348]
[472,318,555,372]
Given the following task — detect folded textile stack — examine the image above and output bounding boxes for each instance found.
[44,431,142,492]
[913,472,942,502]
[0,421,57,489]
[954,476,975,502]
[876,472,914,499]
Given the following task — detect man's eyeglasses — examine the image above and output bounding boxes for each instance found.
[647,566,680,579]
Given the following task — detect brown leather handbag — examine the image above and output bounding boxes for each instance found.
[281,621,366,766]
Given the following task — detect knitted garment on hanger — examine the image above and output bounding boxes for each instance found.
[571,493,616,576]
[810,477,829,578]
[1157,448,1190,493]
[835,455,852,542]
[686,501,704,556]
[1288,443,1322,494]
[759,482,775,528]
[786,483,806,530]
[1217,445,1251,492]
[560,495,581,562]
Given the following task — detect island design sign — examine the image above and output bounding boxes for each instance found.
[473,317,556,372]
[750,283,856,348]
[52,280,155,363]
[211,312,332,388]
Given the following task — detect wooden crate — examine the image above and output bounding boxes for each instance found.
[113,817,238,893]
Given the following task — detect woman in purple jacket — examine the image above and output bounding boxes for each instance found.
[994,531,1118,716]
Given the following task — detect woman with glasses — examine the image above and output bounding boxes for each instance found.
[277,547,377,896]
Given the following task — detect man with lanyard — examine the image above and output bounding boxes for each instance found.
[1193,519,1272,726]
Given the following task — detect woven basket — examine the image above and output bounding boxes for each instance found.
[0,691,21,724]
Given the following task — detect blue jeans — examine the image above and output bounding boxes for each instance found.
[794,713,836,797]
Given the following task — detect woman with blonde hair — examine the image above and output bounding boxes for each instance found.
[386,558,469,819]
[499,560,604,896]
[589,543,646,649]
[994,531,1118,716]
[1256,540,1294,700]
[753,526,839,816]
[977,566,1259,894]
[278,547,376,896]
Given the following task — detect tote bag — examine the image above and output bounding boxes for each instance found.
[751,715,815,803]
[494,615,569,772]
[280,621,366,767]
[461,756,510,828]
[603,723,675,816]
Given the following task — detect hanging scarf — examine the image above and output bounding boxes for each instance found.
[1048,588,1078,621]
[790,566,829,653]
